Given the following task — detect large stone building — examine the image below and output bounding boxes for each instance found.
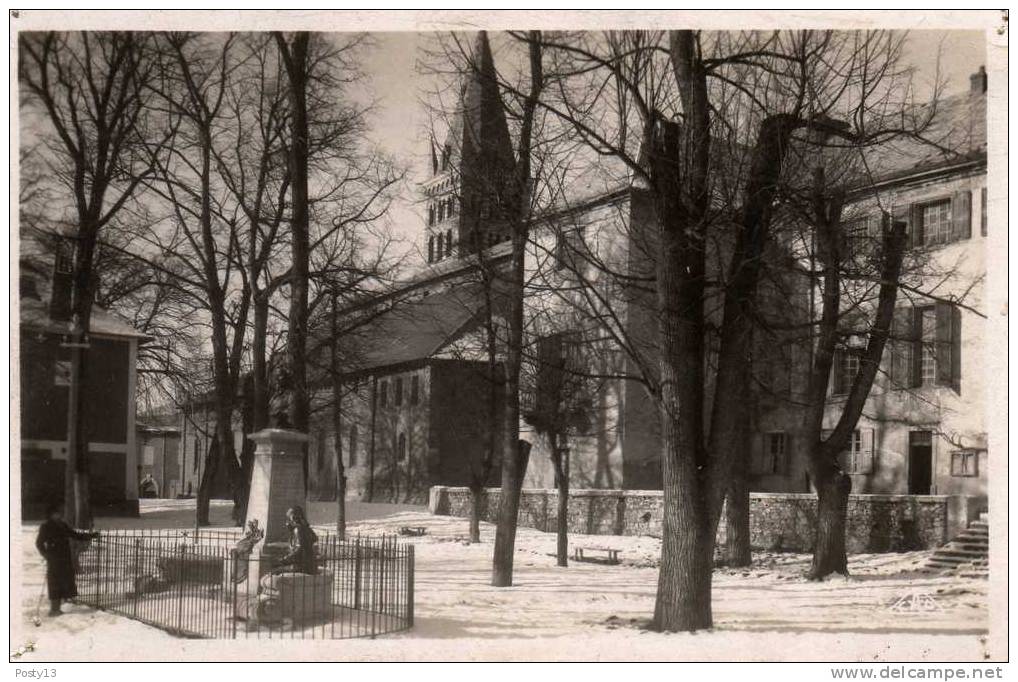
[307,36,988,511]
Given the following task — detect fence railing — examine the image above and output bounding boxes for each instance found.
[74,529,414,639]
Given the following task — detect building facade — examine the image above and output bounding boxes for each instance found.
[19,251,147,517]
[307,37,988,512]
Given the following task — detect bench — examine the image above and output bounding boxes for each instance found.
[573,546,621,565]
[399,526,427,537]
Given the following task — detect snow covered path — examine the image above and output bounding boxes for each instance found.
[12,501,992,661]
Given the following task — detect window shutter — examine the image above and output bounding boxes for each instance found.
[908,203,924,247]
[980,187,987,236]
[889,307,911,387]
[951,305,962,394]
[860,428,875,474]
[778,433,791,475]
[910,307,923,388]
[952,190,972,241]
[832,349,845,395]
[893,205,912,248]
[751,432,764,475]
[935,302,954,388]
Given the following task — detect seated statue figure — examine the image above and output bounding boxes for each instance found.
[256,506,320,623]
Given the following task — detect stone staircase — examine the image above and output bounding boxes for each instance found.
[923,512,988,578]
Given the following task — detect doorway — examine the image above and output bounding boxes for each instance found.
[908,430,933,495]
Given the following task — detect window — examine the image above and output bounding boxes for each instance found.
[447,197,456,217]
[435,235,443,261]
[889,303,961,393]
[411,374,420,405]
[428,205,435,227]
[437,202,445,222]
[54,239,73,274]
[53,360,71,386]
[909,194,971,247]
[843,216,873,258]
[397,432,407,461]
[554,227,585,271]
[752,432,787,475]
[349,425,358,467]
[395,377,404,407]
[832,349,860,395]
[379,380,388,408]
[922,199,953,246]
[837,428,874,474]
[445,229,453,256]
[428,236,435,263]
[950,450,978,477]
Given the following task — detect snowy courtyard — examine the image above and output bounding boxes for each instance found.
[12,500,992,662]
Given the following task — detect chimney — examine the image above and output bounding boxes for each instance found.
[49,238,74,322]
[970,65,987,94]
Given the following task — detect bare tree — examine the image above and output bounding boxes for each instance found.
[19,31,165,527]
[138,32,251,525]
[479,28,948,629]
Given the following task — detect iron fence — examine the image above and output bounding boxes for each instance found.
[73,529,414,639]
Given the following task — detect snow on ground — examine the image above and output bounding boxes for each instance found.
[12,500,993,662]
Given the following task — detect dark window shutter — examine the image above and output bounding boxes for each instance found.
[893,205,912,248]
[935,302,955,388]
[951,305,962,393]
[832,349,845,395]
[909,203,924,248]
[952,190,972,241]
[751,432,764,474]
[910,307,923,388]
[981,187,987,236]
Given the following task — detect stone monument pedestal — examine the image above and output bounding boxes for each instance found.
[231,427,315,623]
[244,428,309,550]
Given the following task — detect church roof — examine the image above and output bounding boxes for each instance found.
[334,282,488,375]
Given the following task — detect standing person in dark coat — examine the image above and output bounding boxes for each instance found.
[35,502,99,616]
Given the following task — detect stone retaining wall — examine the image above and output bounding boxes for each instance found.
[428,487,984,552]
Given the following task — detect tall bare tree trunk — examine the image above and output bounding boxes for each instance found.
[647,112,714,631]
[551,434,569,567]
[251,295,271,431]
[491,31,542,587]
[723,448,752,567]
[809,457,851,576]
[802,176,908,578]
[330,291,347,539]
[276,32,312,502]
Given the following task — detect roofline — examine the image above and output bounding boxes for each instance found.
[324,355,496,384]
[847,153,986,199]
[19,321,153,344]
